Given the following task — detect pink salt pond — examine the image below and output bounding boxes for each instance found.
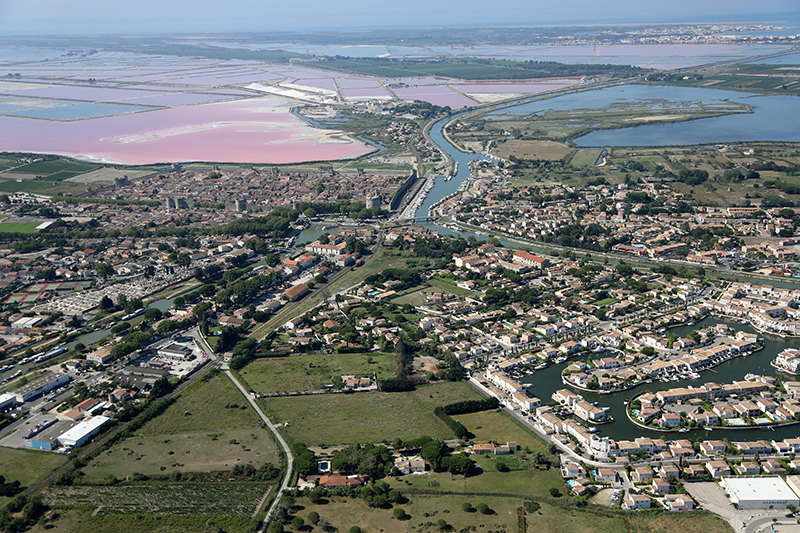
[0,98,372,165]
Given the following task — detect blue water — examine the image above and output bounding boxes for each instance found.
[482,83,800,146]
[415,116,489,217]
[754,50,800,64]
[0,96,148,121]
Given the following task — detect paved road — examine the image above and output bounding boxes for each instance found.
[224,368,293,533]
[191,326,293,530]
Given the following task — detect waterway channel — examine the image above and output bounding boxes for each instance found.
[416,90,800,444]
[292,81,800,445]
[520,317,800,443]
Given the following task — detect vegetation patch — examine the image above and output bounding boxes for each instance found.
[25,510,255,533]
[81,428,278,479]
[0,447,66,490]
[241,352,395,393]
[494,139,575,161]
[452,409,548,453]
[262,382,479,445]
[42,483,265,516]
[137,373,261,435]
[0,222,41,233]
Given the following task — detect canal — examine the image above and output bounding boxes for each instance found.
[420,88,800,444]
[520,317,800,443]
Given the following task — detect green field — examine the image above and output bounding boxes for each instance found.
[452,408,548,453]
[261,381,481,446]
[11,159,98,176]
[81,428,278,479]
[0,177,87,195]
[661,65,800,97]
[288,494,733,533]
[0,447,67,504]
[43,482,266,516]
[240,352,395,394]
[426,277,477,297]
[390,287,429,307]
[0,221,40,233]
[389,464,564,499]
[25,512,255,533]
[138,373,261,435]
[79,372,279,479]
[570,149,603,167]
[494,139,575,160]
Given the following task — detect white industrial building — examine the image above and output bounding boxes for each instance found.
[720,476,800,509]
[157,343,193,360]
[14,372,70,402]
[57,416,110,448]
[0,393,16,411]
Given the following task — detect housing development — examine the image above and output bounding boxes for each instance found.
[3,19,800,533]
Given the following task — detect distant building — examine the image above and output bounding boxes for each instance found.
[14,372,70,403]
[282,284,309,302]
[721,476,799,509]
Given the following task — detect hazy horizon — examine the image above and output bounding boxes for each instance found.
[0,0,797,37]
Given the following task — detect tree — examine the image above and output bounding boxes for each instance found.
[549,487,562,498]
[393,508,406,519]
[444,453,474,475]
[269,523,284,533]
[476,503,491,514]
[437,518,448,530]
[292,517,304,530]
[95,262,114,279]
[273,505,288,523]
[349,528,361,533]
[306,511,320,525]
[143,308,162,323]
[462,502,474,512]
[318,518,331,532]
[98,295,114,310]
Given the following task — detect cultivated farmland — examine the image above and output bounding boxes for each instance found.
[262,381,481,445]
[241,352,395,394]
[43,482,265,516]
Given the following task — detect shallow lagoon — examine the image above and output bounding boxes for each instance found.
[485,83,800,146]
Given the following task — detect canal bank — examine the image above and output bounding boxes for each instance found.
[520,317,800,443]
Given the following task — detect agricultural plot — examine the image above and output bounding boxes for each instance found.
[43,483,265,516]
[0,447,66,502]
[80,373,279,478]
[494,139,574,161]
[569,149,603,167]
[389,287,429,308]
[451,408,548,453]
[25,512,255,533]
[292,493,731,533]
[10,159,98,177]
[262,381,480,445]
[389,465,564,499]
[426,277,478,297]
[671,66,800,97]
[0,177,87,195]
[81,428,278,479]
[241,352,395,394]
[137,373,261,435]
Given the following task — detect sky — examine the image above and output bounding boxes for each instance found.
[0,0,797,36]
